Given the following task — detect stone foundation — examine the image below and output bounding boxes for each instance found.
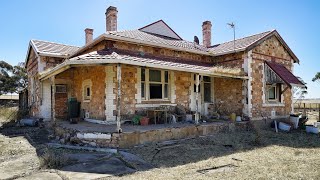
[54,121,249,148]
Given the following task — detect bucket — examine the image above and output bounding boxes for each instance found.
[140,117,149,126]
[230,113,236,121]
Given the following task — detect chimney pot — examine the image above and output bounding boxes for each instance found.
[202,21,212,48]
[106,6,118,31]
[84,28,94,45]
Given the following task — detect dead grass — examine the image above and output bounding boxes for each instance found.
[39,148,69,169]
[0,106,18,125]
[108,128,320,180]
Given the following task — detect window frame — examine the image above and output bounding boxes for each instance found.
[55,84,67,93]
[141,68,170,101]
[267,84,278,102]
[82,79,92,102]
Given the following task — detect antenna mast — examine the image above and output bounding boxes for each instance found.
[227,22,236,52]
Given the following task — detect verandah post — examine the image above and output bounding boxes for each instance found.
[116,63,122,133]
[195,74,200,124]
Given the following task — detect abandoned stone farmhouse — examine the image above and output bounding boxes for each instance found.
[25,6,304,131]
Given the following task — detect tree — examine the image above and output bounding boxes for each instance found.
[0,61,27,96]
[312,72,320,82]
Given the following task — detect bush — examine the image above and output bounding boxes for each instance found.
[39,148,70,169]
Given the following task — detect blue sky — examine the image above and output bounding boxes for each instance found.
[0,0,319,98]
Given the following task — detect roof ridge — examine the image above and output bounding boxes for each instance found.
[211,30,273,47]
[31,39,80,48]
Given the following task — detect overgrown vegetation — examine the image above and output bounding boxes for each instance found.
[39,148,71,169]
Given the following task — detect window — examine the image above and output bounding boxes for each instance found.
[82,79,92,101]
[84,86,91,100]
[203,76,211,102]
[267,84,281,102]
[141,68,146,99]
[141,68,169,100]
[55,85,67,93]
[268,86,276,100]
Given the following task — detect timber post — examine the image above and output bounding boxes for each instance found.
[116,63,122,133]
[195,74,200,124]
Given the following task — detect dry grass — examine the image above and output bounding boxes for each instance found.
[107,128,320,180]
[210,66,245,76]
[39,148,72,169]
[0,106,18,125]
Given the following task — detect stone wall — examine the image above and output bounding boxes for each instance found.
[54,121,249,148]
[73,66,106,120]
[213,52,245,69]
[26,49,40,117]
[175,71,191,108]
[115,65,137,117]
[40,56,64,71]
[55,66,106,120]
[250,36,294,118]
[214,77,244,115]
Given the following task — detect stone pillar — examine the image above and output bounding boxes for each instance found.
[202,21,212,48]
[106,6,118,32]
[84,28,93,45]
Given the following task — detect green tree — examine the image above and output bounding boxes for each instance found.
[0,61,27,95]
[312,72,320,82]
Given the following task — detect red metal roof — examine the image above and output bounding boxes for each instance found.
[265,61,304,87]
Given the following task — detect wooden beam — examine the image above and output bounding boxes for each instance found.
[281,86,289,94]
[116,63,122,133]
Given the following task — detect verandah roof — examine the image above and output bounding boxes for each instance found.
[39,50,248,80]
[265,61,304,88]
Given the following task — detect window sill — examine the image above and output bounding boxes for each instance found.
[136,102,176,108]
[83,100,91,103]
[262,103,285,107]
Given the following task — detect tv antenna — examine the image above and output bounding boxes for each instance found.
[227,22,236,52]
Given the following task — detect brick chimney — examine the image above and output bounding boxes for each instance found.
[84,28,94,45]
[202,21,212,47]
[105,6,118,31]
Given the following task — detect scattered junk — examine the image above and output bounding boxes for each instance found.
[19,118,39,127]
[140,117,149,126]
[67,98,81,124]
[289,114,300,129]
[305,125,319,134]
[278,122,291,132]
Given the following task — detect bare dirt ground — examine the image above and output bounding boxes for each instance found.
[1,107,320,180]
